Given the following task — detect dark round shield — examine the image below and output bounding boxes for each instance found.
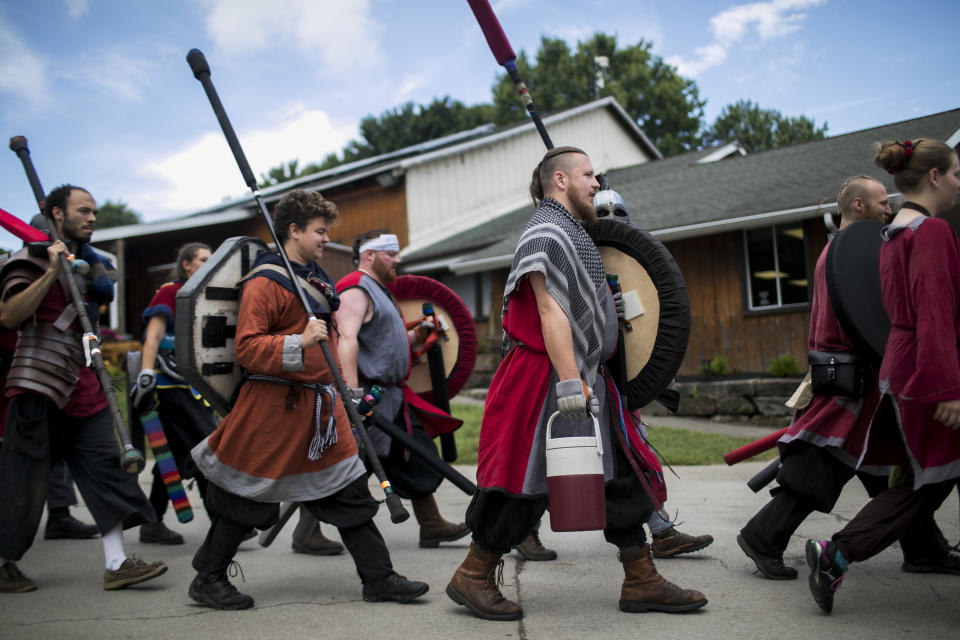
[589,219,691,410]
[387,274,478,402]
[825,218,889,361]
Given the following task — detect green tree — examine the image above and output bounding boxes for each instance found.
[491,34,706,156]
[705,99,828,152]
[345,96,494,159]
[96,200,141,228]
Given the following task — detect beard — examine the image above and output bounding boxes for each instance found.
[374,261,397,283]
[571,197,598,226]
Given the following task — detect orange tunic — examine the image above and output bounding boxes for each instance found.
[192,276,365,502]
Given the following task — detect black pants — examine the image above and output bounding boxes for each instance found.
[376,407,443,501]
[833,475,956,563]
[0,395,154,560]
[194,477,392,582]
[467,428,654,556]
[740,441,940,561]
[148,387,215,518]
[47,460,79,511]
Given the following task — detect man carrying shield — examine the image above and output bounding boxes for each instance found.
[445,147,706,620]
[336,230,469,549]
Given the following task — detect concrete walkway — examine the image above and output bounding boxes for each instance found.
[1,460,958,640]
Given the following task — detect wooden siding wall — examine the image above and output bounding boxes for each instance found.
[403,108,650,255]
[97,178,406,336]
[322,179,407,249]
[664,219,827,375]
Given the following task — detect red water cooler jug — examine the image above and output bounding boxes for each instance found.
[546,411,606,532]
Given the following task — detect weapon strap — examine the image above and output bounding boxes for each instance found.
[240,264,330,313]
[606,377,669,522]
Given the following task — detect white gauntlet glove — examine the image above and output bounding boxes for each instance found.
[130,369,157,413]
[556,379,599,418]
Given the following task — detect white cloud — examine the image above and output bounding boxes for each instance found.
[65,49,155,102]
[62,0,90,19]
[133,105,356,217]
[668,0,825,77]
[196,0,382,70]
[0,17,49,107]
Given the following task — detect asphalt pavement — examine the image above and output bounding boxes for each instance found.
[1,444,958,639]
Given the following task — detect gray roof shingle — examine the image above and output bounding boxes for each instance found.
[403,108,960,270]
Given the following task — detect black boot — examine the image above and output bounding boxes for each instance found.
[362,572,429,603]
[44,508,99,540]
[190,517,254,610]
[189,568,254,610]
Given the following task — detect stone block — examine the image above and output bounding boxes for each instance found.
[678,394,716,416]
[754,378,805,397]
[749,414,793,427]
[711,380,756,397]
[753,395,793,416]
[715,395,757,415]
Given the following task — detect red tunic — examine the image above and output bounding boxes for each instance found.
[476,278,664,500]
[191,276,365,502]
[779,241,892,470]
[877,216,960,487]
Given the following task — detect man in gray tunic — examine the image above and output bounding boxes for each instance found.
[336,231,470,548]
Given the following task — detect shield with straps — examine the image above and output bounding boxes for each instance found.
[824,218,888,362]
[386,274,478,402]
[174,236,268,416]
[589,218,691,411]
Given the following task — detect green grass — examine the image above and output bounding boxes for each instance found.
[450,402,777,466]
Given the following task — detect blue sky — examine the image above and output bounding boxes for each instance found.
[1,0,958,250]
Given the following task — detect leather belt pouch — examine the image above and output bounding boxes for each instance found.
[809,351,865,397]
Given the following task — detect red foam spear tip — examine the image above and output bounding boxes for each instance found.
[466,0,516,65]
[723,427,788,465]
[0,206,48,243]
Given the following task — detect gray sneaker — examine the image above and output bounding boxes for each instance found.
[103,555,167,590]
[0,562,37,593]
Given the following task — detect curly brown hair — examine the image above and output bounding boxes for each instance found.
[273,190,339,244]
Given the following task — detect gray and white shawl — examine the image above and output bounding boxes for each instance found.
[503,197,608,386]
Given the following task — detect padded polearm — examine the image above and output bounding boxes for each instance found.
[185,48,409,524]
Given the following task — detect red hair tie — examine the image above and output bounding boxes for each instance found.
[888,140,914,174]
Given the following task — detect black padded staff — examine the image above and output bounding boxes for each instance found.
[185,48,409,523]
[8,136,145,474]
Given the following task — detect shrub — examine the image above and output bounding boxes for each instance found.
[768,353,803,377]
[699,355,732,376]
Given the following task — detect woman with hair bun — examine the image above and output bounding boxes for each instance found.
[804,139,960,614]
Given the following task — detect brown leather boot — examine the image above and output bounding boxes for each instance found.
[619,545,707,613]
[292,522,345,556]
[412,495,470,548]
[446,543,523,621]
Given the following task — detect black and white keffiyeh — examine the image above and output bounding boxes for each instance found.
[503,197,608,385]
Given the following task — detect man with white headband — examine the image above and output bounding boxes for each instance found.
[336,229,470,549]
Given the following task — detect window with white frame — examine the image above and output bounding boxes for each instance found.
[743,224,810,310]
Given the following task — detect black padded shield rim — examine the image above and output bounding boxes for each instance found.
[589,219,691,410]
[824,218,889,362]
[387,274,478,402]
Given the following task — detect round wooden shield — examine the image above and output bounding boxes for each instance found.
[825,218,889,361]
[387,275,478,402]
[590,219,691,410]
